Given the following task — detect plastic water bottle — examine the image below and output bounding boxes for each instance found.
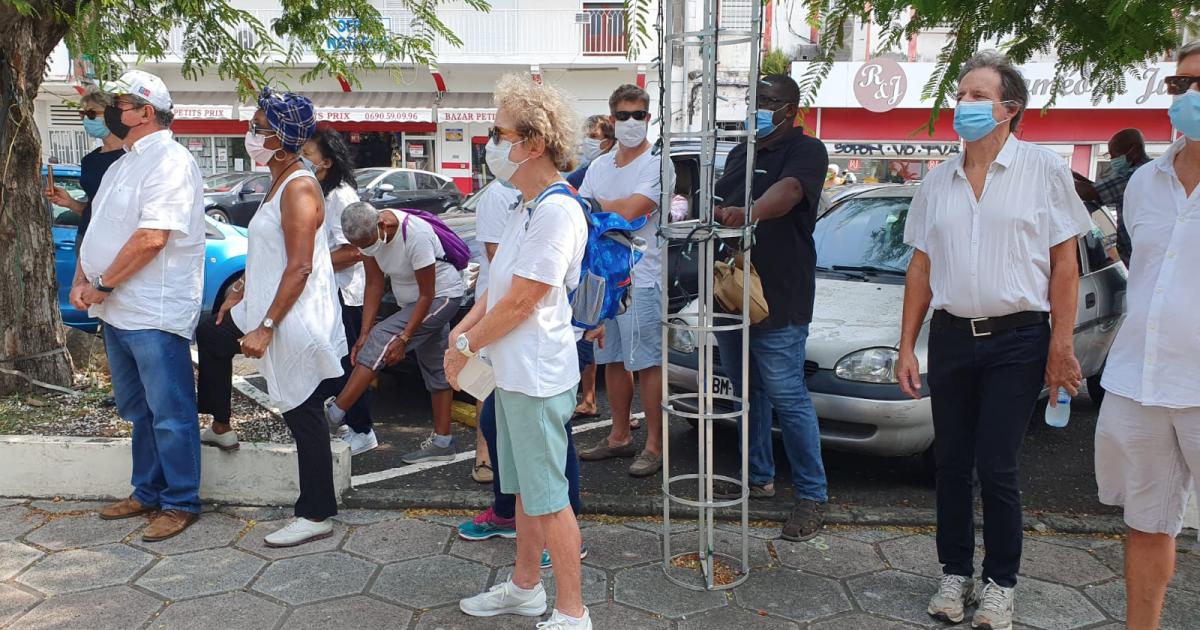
[1045,388,1071,428]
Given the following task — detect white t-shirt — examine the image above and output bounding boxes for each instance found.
[475,181,521,300]
[81,130,205,339]
[579,147,675,289]
[324,183,366,307]
[486,190,588,398]
[369,209,465,305]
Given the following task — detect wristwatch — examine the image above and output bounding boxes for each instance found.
[261,318,275,331]
[91,275,114,293]
[455,333,475,358]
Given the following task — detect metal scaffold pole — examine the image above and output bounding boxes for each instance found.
[658,0,762,592]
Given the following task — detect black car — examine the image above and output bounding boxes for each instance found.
[356,167,464,215]
[203,172,271,226]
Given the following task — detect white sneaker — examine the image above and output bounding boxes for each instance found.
[200,426,239,451]
[324,397,346,429]
[263,517,334,548]
[972,579,1014,630]
[928,574,976,623]
[537,608,592,629]
[343,429,379,456]
[459,579,547,617]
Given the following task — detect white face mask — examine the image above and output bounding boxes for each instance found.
[581,137,604,162]
[357,225,390,257]
[614,119,647,148]
[245,131,278,165]
[485,137,527,182]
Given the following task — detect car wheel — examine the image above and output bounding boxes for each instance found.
[1087,374,1106,406]
[206,207,230,223]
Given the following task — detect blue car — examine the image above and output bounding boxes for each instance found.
[45,165,248,333]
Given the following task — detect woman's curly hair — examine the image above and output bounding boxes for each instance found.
[494,74,579,173]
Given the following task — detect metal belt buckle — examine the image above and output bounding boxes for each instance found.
[970,317,992,337]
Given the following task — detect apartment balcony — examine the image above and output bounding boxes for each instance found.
[133,8,636,67]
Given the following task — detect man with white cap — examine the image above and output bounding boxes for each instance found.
[75,70,206,542]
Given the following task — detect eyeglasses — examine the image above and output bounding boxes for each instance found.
[1165,75,1200,96]
[488,125,520,143]
[78,110,102,120]
[613,110,650,122]
[248,121,277,137]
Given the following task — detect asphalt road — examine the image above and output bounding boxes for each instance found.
[347,368,1117,520]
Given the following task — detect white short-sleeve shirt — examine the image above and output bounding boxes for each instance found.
[474,181,521,299]
[903,135,1092,318]
[80,130,206,339]
[369,209,465,305]
[324,183,366,307]
[1101,138,1200,409]
[579,148,675,289]
[486,188,588,398]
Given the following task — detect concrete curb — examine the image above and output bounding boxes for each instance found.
[0,435,351,506]
[342,487,1130,535]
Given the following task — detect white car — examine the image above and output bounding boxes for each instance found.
[667,184,1127,459]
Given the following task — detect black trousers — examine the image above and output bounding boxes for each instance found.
[927,316,1050,588]
[319,294,374,434]
[196,313,338,519]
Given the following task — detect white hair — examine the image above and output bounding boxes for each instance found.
[341,202,380,244]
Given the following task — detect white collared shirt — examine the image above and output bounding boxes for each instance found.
[904,135,1092,318]
[1101,138,1200,409]
[323,183,366,306]
[80,130,206,338]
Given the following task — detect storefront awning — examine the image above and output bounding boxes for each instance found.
[170,90,499,125]
[170,92,239,120]
[436,92,496,124]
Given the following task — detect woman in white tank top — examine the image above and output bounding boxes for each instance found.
[195,88,346,548]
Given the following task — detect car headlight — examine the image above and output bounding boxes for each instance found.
[668,319,696,354]
[835,347,899,383]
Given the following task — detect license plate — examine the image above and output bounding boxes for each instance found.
[711,376,733,397]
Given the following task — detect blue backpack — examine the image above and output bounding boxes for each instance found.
[535,182,648,330]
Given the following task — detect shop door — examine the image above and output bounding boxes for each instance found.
[402,135,435,172]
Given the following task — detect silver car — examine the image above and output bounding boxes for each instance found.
[667,184,1127,459]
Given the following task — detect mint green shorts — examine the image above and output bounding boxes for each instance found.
[494,386,578,517]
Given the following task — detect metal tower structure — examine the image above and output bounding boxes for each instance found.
[657,0,763,592]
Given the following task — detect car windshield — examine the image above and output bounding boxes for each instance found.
[814,196,913,276]
[355,169,387,188]
[204,173,249,192]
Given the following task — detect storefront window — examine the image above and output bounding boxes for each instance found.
[175,136,249,175]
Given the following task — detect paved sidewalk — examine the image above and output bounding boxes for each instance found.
[0,499,1196,629]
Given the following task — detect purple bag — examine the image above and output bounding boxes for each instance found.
[398,208,472,270]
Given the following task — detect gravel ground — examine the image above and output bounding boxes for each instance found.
[0,368,292,443]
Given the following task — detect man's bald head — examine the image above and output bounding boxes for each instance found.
[1109,128,1147,162]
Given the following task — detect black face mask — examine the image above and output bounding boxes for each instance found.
[103,105,133,140]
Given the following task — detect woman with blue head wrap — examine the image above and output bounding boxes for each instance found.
[195,87,348,548]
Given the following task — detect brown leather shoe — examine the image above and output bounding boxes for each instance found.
[142,510,197,542]
[99,496,156,520]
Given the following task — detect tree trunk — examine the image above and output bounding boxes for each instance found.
[0,2,75,395]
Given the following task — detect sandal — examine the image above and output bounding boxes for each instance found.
[471,461,494,484]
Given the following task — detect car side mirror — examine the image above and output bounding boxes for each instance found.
[378,183,395,194]
[239,184,254,198]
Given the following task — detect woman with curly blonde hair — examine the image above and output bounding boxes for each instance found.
[447,75,592,629]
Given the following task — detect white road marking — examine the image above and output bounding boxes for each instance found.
[350,412,644,488]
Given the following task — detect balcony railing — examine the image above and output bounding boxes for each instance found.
[142,8,630,63]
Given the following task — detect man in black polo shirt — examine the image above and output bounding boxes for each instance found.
[710,74,830,542]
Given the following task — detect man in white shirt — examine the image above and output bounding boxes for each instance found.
[324,202,465,462]
[75,70,206,542]
[577,84,674,478]
[1094,41,1200,630]
[895,52,1091,629]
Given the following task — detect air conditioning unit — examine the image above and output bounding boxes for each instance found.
[235,27,257,49]
[575,12,592,24]
[794,44,821,61]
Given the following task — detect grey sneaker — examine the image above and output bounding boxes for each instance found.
[972,579,1014,630]
[324,396,346,429]
[401,434,455,464]
[628,450,663,477]
[927,574,977,624]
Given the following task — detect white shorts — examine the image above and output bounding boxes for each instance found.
[1095,392,1200,536]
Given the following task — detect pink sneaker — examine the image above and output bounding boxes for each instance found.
[457,507,517,541]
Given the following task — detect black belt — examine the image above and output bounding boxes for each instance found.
[932,310,1049,338]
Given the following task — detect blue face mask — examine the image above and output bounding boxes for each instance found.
[1169,91,1200,140]
[1109,155,1130,177]
[953,101,1005,142]
[755,108,783,138]
[82,117,110,139]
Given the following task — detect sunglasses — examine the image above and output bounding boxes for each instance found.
[1165,75,1200,96]
[613,110,650,122]
[488,125,520,143]
[248,121,277,137]
[78,110,103,120]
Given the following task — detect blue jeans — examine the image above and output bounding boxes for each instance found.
[103,324,201,514]
[714,324,827,503]
[480,394,582,520]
